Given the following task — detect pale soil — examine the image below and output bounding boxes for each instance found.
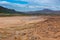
[0,16,60,40]
[0,16,47,28]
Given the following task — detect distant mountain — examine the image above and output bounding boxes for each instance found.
[0,6,60,15]
[27,9,60,15]
[0,6,24,14]
[39,9,54,12]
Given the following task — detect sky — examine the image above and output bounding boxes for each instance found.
[0,0,60,12]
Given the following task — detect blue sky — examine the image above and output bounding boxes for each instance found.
[0,0,60,12]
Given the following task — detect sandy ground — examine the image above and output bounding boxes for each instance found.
[0,16,60,40]
[0,16,47,28]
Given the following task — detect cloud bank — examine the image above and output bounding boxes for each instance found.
[0,0,60,11]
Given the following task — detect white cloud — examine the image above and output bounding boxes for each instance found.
[17,0,59,6]
[28,6,36,8]
[0,1,10,4]
[0,1,27,7]
[0,0,60,11]
[0,1,29,11]
[14,3,27,7]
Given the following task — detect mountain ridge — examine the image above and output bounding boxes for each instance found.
[27,9,60,15]
[0,6,24,14]
[0,6,60,15]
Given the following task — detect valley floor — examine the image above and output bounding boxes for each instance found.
[0,16,60,40]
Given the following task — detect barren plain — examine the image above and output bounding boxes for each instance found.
[0,16,60,40]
